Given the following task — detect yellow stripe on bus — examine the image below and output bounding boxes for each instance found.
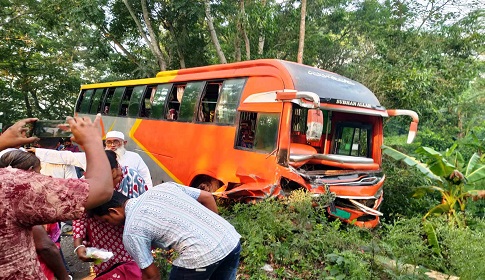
[81,70,179,89]
[129,119,182,184]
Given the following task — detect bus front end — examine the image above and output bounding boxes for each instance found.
[278,91,418,228]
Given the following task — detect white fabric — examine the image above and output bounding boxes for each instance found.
[106,131,125,140]
[40,162,78,179]
[34,148,153,188]
[124,183,241,269]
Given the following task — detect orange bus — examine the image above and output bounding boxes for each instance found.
[75,59,418,228]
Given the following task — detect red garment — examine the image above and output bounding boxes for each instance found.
[94,261,142,280]
[72,169,146,276]
[0,167,90,280]
[63,144,80,152]
[39,223,62,280]
[73,213,133,275]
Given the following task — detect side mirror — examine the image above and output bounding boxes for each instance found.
[386,109,419,144]
[306,109,323,142]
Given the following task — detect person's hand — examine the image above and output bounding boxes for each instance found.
[0,118,39,150]
[25,147,36,153]
[75,246,96,262]
[67,114,102,148]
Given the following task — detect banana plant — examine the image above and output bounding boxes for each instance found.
[382,144,485,227]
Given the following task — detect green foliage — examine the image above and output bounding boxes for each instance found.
[151,192,485,279]
[383,144,485,227]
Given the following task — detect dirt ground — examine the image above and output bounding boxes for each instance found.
[60,234,94,280]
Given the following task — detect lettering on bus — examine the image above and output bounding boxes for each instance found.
[307,70,355,86]
[335,99,372,109]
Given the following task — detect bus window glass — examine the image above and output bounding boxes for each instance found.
[107,87,125,116]
[254,113,279,152]
[236,111,279,152]
[165,84,185,120]
[102,88,114,114]
[120,87,134,116]
[90,88,105,114]
[197,81,222,123]
[178,82,204,122]
[215,78,246,125]
[128,85,146,117]
[237,112,257,148]
[79,89,94,113]
[149,84,171,119]
[333,123,372,157]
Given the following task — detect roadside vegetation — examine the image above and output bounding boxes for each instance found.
[154,135,485,279]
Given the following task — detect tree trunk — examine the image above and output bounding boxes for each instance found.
[140,0,166,70]
[204,0,227,64]
[257,0,267,55]
[297,0,307,64]
[100,26,142,69]
[122,0,166,70]
[164,21,186,69]
[240,0,250,60]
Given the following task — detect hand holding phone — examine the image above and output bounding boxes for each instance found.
[32,120,72,138]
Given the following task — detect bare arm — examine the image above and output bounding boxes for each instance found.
[142,263,161,280]
[197,190,219,214]
[67,115,112,209]
[32,225,70,280]
[73,237,95,262]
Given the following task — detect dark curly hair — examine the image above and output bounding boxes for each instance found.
[88,191,129,217]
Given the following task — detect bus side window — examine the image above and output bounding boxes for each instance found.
[165,85,185,120]
[120,87,134,116]
[215,78,246,125]
[254,113,279,152]
[236,112,257,149]
[140,86,156,118]
[90,88,105,114]
[197,82,222,123]
[127,85,146,118]
[149,84,171,119]
[78,89,94,113]
[102,88,116,115]
[178,82,204,122]
[108,87,125,116]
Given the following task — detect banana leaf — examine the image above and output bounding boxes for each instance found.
[424,204,450,219]
[415,147,455,177]
[423,221,441,256]
[382,145,442,182]
[465,153,485,185]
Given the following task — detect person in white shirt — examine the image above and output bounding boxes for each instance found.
[33,138,79,179]
[30,131,153,188]
[103,131,152,188]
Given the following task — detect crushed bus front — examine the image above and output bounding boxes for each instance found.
[214,89,417,228]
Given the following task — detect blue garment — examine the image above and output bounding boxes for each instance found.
[117,166,148,197]
[169,242,241,280]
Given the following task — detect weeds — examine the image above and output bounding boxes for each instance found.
[154,191,485,279]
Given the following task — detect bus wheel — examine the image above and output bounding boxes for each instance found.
[193,177,220,192]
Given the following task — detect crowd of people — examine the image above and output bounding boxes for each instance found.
[0,115,241,280]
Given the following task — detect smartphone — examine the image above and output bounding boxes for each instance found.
[32,120,72,138]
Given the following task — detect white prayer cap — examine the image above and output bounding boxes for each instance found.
[105,131,125,140]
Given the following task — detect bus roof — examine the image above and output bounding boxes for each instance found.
[82,59,383,111]
[279,60,383,109]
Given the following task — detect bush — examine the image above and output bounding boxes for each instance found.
[153,192,485,280]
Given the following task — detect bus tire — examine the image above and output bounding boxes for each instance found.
[193,177,220,193]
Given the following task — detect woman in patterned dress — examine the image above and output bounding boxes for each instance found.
[72,150,148,279]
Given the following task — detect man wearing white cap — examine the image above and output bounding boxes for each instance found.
[104,131,153,188]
